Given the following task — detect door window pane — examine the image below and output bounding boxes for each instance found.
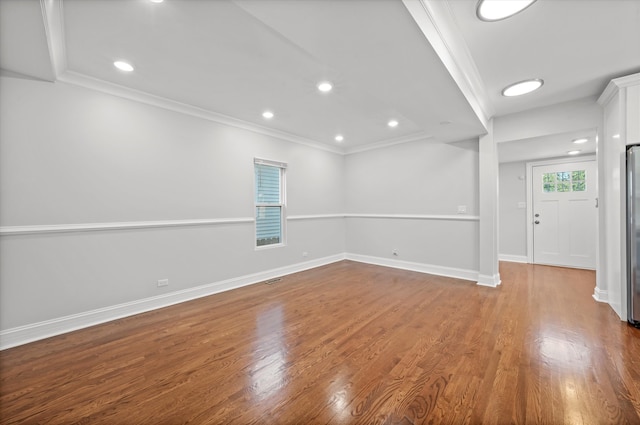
[543,173,556,192]
[542,170,586,192]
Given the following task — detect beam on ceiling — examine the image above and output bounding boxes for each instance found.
[402,0,493,132]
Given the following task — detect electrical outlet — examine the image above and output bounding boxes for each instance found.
[157,279,169,287]
[392,248,398,256]
[302,251,308,258]
[457,205,467,214]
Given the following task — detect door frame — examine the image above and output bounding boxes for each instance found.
[526,155,598,265]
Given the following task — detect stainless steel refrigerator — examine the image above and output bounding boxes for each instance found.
[627,145,640,327]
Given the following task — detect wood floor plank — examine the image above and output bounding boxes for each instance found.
[1,260,640,424]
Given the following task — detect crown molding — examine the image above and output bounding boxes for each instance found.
[57,71,344,155]
[598,72,640,106]
[401,0,493,129]
[344,132,433,155]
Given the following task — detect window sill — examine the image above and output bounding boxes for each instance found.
[255,242,286,251]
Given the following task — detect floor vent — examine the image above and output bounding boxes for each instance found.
[264,278,282,285]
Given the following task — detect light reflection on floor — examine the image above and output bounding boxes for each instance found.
[327,372,352,421]
[537,328,591,371]
[250,304,287,401]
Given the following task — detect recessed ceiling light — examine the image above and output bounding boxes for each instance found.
[476,0,536,22]
[262,111,274,119]
[335,135,344,142]
[113,61,134,72]
[149,0,164,3]
[572,138,588,144]
[387,119,399,128]
[501,79,543,97]
[567,150,581,155]
[317,82,333,93]
[613,134,621,139]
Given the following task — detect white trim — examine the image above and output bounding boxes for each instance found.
[0,218,254,236]
[288,214,345,221]
[592,286,608,303]
[477,273,501,287]
[0,214,481,236]
[598,72,640,106]
[499,254,528,263]
[57,72,344,155]
[344,132,433,155]
[346,213,480,221]
[254,157,288,169]
[0,253,497,349]
[0,254,346,350]
[345,253,478,282]
[40,0,66,79]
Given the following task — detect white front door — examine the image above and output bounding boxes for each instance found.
[532,160,596,269]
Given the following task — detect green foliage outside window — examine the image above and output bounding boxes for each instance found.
[542,170,586,193]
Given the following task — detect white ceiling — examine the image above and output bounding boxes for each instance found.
[1,0,639,159]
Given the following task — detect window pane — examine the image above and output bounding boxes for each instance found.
[557,181,570,192]
[543,173,556,184]
[256,206,281,246]
[543,183,555,193]
[255,164,281,204]
[571,170,585,181]
[557,171,570,182]
[572,181,586,191]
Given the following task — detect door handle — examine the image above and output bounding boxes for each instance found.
[535,220,540,224]
[535,213,540,217]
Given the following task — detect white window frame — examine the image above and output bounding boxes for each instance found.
[254,158,287,249]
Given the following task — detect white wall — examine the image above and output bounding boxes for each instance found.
[0,76,346,334]
[0,75,493,347]
[344,139,480,274]
[498,161,527,259]
[494,97,602,144]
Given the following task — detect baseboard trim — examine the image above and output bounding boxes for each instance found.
[499,254,528,263]
[345,253,478,282]
[0,253,346,350]
[592,286,608,303]
[477,273,502,288]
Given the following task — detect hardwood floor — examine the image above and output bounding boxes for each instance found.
[1,260,640,424]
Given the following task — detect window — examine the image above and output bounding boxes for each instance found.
[254,158,286,247]
[542,170,586,193]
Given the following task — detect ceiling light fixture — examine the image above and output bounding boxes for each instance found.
[476,0,536,22]
[613,134,621,139]
[387,119,399,128]
[317,82,333,93]
[572,138,588,144]
[149,0,164,3]
[113,61,134,72]
[335,135,344,142]
[262,111,274,119]
[567,150,581,155]
[501,79,543,97]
